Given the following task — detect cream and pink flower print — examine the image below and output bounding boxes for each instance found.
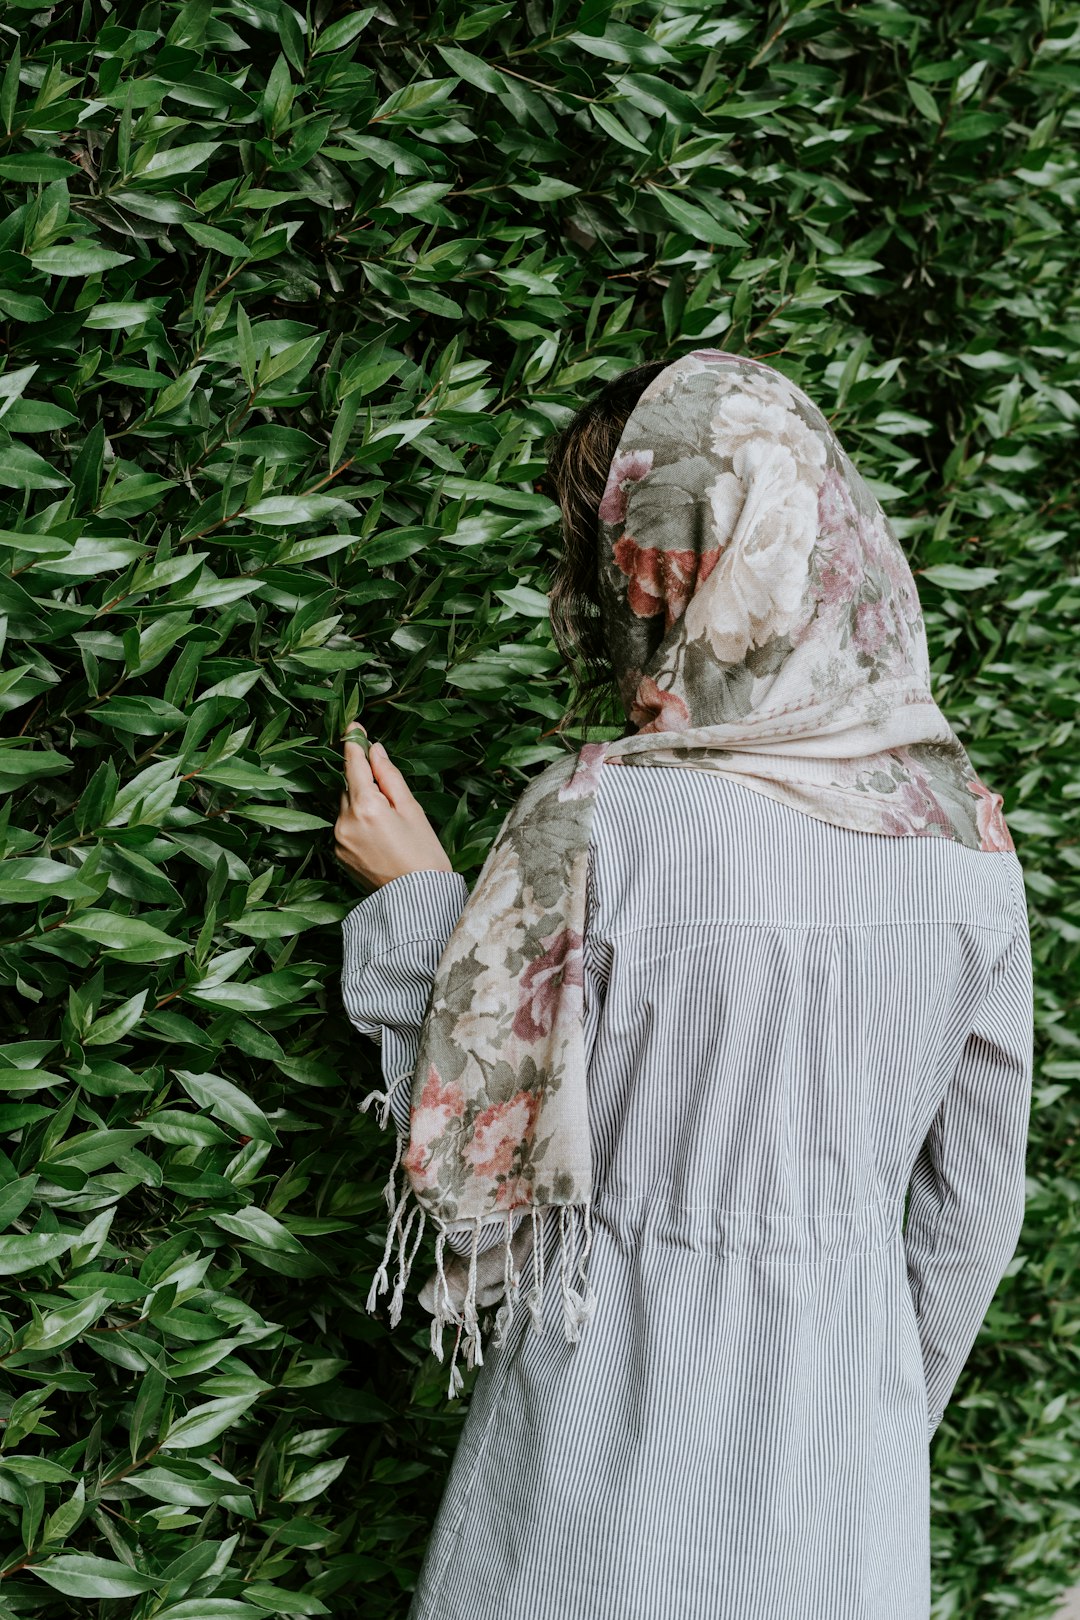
[630,676,691,733]
[814,465,864,610]
[404,1069,546,1210]
[810,463,930,687]
[683,429,824,666]
[598,360,835,722]
[513,928,585,1043]
[968,776,1013,852]
[557,741,609,802]
[599,449,653,527]
[612,536,723,629]
[464,1090,542,1179]
[399,761,595,1231]
[604,449,724,630]
[403,1067,465,1192]
[870,752,958,840]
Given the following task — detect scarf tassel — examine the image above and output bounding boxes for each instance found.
[358,1068,412,1137]
[363,1183,598,1400]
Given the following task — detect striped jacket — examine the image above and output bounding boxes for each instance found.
[343,763,1034,1620]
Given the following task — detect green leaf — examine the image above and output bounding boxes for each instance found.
[21,1288,110,1351]
[244,495,344,526]
[279,1455,349,1502]
[2,399,77,431]
[906,79,941,123]
[229,1589,331,1617]
[226,905,342,937]
[0,442,73,489]
[0,154,74,181]
[210,1206,306,1251]
[0,857,95,902]
[258,332,326,386]
[227,807,331,831]
[314,10,376,53]
[30,1554,157,1597]
[27,244,134,276]
[184,221,250,257]
[589,103,651,155]
[83,990,148,1047]
[955,351,1015,370]
[0,1232,74,1274]
[0,1175,39,1225]
[0,38,20,135]
[435,44,507,95]
[0,748,71,793]
[135,141,221,179]
[174,1069,280,1144]
[82,300,168,330]
[156,1605,274,1619]
[0,1456,76,1483]
[160,1393,263,1450]
[60,911,190,958]
[919,564,1001,591]
[0,289,51,321]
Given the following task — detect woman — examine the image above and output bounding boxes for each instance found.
[336,352,1034,1620]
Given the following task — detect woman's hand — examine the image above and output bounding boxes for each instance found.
[334,722,454,891]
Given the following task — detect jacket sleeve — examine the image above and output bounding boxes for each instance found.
[341,867,471,1135]
[903,867,1034,1443]
[342,851,610,1260]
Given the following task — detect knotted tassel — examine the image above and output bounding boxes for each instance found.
[360,1119,407,1223]
[526,1205,546,1335]
[444,1226,476,1400]
[446,1322,465,1399]
[491,1211,518,1349]
[357,1067,412,1133]
[387,1203,425,1329]
[558,1204,592,1342]
[364,1185,411,1314]
[429,1226,457,1363]
[576,1199,597,1322]
[460,1219,485,1373]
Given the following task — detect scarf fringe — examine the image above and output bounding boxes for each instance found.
[358,1068,412,1135]
[362,1177,598,1400]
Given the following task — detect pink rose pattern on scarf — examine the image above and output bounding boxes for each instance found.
[399,351,1014,1314]
[512,929,585,1043]
[599,449,653,526]
[611,537,723,629]
[464,1091,542,1179]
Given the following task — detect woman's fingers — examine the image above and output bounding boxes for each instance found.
[341,721,413,812]
[367,740,412,811]
[333,725,451,888]
[342,722,375,800]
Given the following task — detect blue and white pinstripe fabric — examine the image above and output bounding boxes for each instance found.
[342,764,1034,1620]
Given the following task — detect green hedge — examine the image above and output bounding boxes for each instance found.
[0,2,1077,1616]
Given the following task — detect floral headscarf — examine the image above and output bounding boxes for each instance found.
[360,351,1014,1397]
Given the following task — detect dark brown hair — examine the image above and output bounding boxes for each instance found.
[545,361,669,736]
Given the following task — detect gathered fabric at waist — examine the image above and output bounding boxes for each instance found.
[591,1191,907,1263]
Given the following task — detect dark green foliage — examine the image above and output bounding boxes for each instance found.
[0,0,1076,1614]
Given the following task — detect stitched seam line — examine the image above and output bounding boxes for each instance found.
[599,1192,906,1214]
[601,918,1015,941]
[342,932,455,968]
[641,1239,901,1265]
